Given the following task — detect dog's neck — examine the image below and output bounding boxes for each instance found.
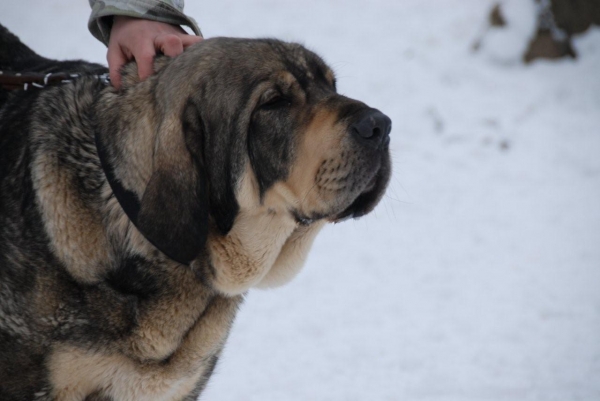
[94,62,192,263]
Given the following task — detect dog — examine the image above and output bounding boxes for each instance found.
[0,23,391,400]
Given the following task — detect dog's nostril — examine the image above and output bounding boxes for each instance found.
[351,110,391,148]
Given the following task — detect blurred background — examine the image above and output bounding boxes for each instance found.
[1,1,599,400]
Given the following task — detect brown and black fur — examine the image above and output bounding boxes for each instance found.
[0,23,391,400]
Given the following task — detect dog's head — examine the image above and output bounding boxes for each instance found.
[104,38,391,294]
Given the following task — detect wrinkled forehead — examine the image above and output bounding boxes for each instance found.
[275,43,336,90]
[187,37,336,87]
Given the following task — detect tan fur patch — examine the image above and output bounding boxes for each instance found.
[206,167,298,295]
[286,109,345,216]
[118,268,212,362]
[277,70,306,102]
[255,220,325,288]
[49,295,239,401]
[32,152,110,283]
[154,115,194,177]
[110,98,156,196]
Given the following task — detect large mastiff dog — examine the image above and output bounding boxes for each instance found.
[0,23,391,400]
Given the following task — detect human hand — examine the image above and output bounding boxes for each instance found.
[107,16,203,89]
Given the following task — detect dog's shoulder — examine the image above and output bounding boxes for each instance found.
[0,74,121,286]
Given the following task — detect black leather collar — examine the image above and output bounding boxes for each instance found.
[94,132,190,265]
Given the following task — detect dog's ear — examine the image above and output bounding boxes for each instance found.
[181,96,241,237]
[194,98,241,237]
[136,100,209,264]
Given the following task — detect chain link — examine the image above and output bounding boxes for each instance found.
[0,71,110,91]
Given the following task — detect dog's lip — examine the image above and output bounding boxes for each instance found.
[330,186,375,223]
[293,159,388,226]
[330,164,387,223]
[290,171,379,226]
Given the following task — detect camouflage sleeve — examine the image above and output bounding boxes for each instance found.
[88,0,202,46]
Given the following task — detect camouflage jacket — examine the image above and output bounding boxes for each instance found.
[88,0,201,45]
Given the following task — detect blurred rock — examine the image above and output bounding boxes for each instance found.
[524,0,599,63]
[489,4,506,27]
[524,28,576,62]
[471,1,538,65]
[551,0,600,35]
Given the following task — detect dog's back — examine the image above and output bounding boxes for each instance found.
[0,25,108,399]
[0,23,106,106]
[0,23,106,75]
[0,23,47,77]
[0,24,60,399]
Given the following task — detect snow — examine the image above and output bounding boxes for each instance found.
[474,0,538,64]
[1,1,599,400]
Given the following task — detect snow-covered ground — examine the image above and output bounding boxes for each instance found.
[2,1,599,400]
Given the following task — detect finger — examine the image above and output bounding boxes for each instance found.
[180,35,204,49]
[155,34,184,58]
[133,44,157,82]
[107,46,128,89]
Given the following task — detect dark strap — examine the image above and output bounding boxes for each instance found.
[94,131,191,266]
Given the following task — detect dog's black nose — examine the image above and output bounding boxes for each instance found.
[351,110,391,149]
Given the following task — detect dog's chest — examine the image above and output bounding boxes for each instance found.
[47,292,241,401]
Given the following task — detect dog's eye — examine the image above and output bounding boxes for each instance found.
[260,94,291,110]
